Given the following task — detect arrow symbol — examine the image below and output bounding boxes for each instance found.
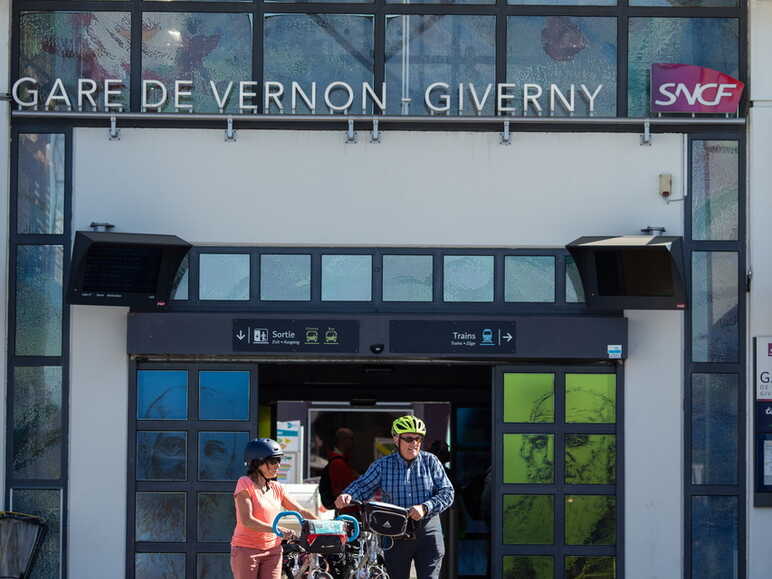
[503,332,513,343]
[236,331,246,341]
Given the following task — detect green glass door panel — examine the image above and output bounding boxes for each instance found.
[503,495,554,544]
[503,556,553,578]
[566,374,616,423]
[565,556,616,578]
[565,495,616,545]
[504,433,554,483]
[565,434,616,484]
[504,373,555,423]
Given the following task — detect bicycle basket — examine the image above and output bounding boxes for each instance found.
[299,519,349,554]
[0,511,47,579]
[362,502,409,537]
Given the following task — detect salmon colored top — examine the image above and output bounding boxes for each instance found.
[231,476,287,550]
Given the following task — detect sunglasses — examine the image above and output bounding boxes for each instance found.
[399,435,424,444]
[265,457,282,465]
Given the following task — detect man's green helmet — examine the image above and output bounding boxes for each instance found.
[391,415,427,436]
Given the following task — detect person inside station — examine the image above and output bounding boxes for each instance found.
[327,426,359,498]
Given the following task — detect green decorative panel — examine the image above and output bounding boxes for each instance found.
[503,373,555,423]
[503,495,554,544]
[565,495,616,545]
[565,434,616,484]
[504,433,554,484]
[566,556,616,578]
[503,556,553,578]
[566,374,616,423]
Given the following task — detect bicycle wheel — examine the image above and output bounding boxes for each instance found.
[310,571,334,579]
[368,567,389,579]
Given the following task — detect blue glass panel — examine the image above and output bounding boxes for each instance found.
[16,245,63,356]
[628,18,739,117]
[142,13,252,113]
[692,141,739,241]
[136,553,186,579]
[322,255,372,301]
[264,15,374,113]
[137,370,188,420]
[692,496,738,579]
[444,256,494,302]
[456,407,491,449]
[197,553,230,579]
[260,254,311,301]
[199,432,250,481]
[137,432,187,481]
[385,15,496,116]
[200,254,250,300]
[692,374,738,484]
[505,256,556,302]
[199,371,250,420]
[457,540,489,575]
[11,489,61,579]
[18,134,65,234]
[507,18,616,116]
[136,492,186,542]
[692,252,738,363]
[382,255,433,302]
[198,493,235,541]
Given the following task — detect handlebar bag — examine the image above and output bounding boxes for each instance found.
[299,519,348,554]
[362,502,409,537]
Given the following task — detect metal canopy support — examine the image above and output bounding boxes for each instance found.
[370,119,381,144]
[640,119,652,146]
[225,116,237,142]
[500,120,512,145]
[108,114,120,141]
[346,118,357,144]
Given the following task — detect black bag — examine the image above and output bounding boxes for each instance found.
[361,502,409,537]
[318,455,345,510]
[297,519,348,554]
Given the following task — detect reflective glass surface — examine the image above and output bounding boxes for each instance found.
[18,134,65,234]
[197,553,230,579]
[199,254,250,301]
[566,374,616,423]
[566,256,585,303]
[137,370,188,420]
[264,15,374,113]
[443,256,494,302]
[198,493,235,541]
[135,492,186,542]
[503,556,553,579]
[507,18,616,115]
[322,255,372,301]
[19,12,131,110]
[566,556,616,579]
[504,256,555,302]
[11,488,61,579]
[692,141,739,241]
[137,432,187,481]
[565,495,616,545]
[691,496,738,579]
[199,432,249,481]
[503,433,554,483]
[199,371,250,420]
[260,254,311,301]
[385,16,495,116]
[13,367,63,479]
[692,252,739,363]
[691,374,738,485]
[136,553,186,579]
[16,245,63,356]
[456,540,488,576]
[142,13,252,113]
[456,407,491,448]
[628,18,739,117]
[503,495,553,544]
[632,0,734,6]
[382,255,433,302]
[503,373,554,423]
[172,256,189,301]
[565,434,616,484]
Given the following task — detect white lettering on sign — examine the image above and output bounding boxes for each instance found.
[654,82,739,107]
[757,337,772,401]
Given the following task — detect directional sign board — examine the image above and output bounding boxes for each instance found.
[389,320,516,354]
[233,319,359,353]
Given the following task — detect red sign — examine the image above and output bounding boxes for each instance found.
[650,63,744,114]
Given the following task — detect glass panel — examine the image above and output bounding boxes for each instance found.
[16,245,63,356]
[503,373,554,423]
[628,18,739,117]
[566,374,616,423]
[504,256,556,302]
[565,495,616,545]
[17,134,65,234]
[12,367,63,479]
[566,256,585,303]
[136,554,186,579]
[260,254,311,301]
[503,495,553,544]
[385,16,496,116]
[503,433,554,484]
[172,255,189,301]
[137,432,187,481]
[197,553,230,579]
[199,254,250,301]
[632,0,734,7]
[10,489,61,579]
[692,141,739,241]
[142,13,252,113]
[137,370,188,420]
[691,496,738,579]
[692,374,738,485]
[457,540,488,576]
[199,432,250,481]
[566,556,616,579]
[507,18,616,115]
[565,434,616,484]
[456,407,491,448]
[198,493,235,541]
[692,252,739,363]
[199,371,250,421]
[443,256,494,302]
[503,556,553,578]
[135,492,186,542]
[264,15,374,113]
[382,255,433,302]
[19,12,131,110]
[321,255,372,301]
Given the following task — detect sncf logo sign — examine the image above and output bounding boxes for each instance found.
[651,63,744,114]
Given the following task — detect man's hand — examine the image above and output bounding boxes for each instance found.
[408,504,426,521]
[335,493,352,510]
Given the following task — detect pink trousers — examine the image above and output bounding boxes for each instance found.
[230,545,282,579]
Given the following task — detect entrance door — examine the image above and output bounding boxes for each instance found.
[491,367,622,579]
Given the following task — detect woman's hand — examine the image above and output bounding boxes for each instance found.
[279,527,296,540]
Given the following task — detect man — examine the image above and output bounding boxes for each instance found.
[335,415,454,579]
[328,427,358,497]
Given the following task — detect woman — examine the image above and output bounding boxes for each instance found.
[231,438,317,579]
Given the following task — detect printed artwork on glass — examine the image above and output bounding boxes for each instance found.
[321,255,372,301]
[16,245,63,356]
[503,494,554,544]
[135,492,186,542]
[565,495,616,545]
[199,371,250,421]
[443,256,494,302]
[691,496,738,579]
[566,256,585,303]
[137,370,188,420]
[691,252,739,363]
[260,254,311,301]
[503,556,554,579]
[136,553,186,579]
[199,253,250,300]
[382,255,433,302]
[565,374,616,423]
[137,432,187,481]
[198,493,235,541]
[199,432,250,481]
[197,553,230,579]
[565,434,616,484]
[18,134,65,234]
[503,433,554,484]
[503,373,555,423]
[172,255,189,300]
[566,556,616,579]
[691,374,738,485]
[692,141,739,241]
[10,489,62,579]
[504,256,556,302]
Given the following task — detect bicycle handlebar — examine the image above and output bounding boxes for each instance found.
[271,511,360,542]
[334,514,360,541]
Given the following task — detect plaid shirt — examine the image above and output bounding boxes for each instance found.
[343,451,454,516]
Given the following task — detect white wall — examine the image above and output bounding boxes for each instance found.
[624,310,684,579]
[68,306,128,579]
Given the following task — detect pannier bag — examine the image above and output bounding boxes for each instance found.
[361,501,410,537]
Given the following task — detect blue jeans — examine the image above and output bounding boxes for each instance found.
[383,515,445,579]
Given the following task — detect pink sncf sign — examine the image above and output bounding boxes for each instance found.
[650,63,744,114]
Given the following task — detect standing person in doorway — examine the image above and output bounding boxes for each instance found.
[231,438,317,579]
[328,427,358,498]
[335,416,454,579]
